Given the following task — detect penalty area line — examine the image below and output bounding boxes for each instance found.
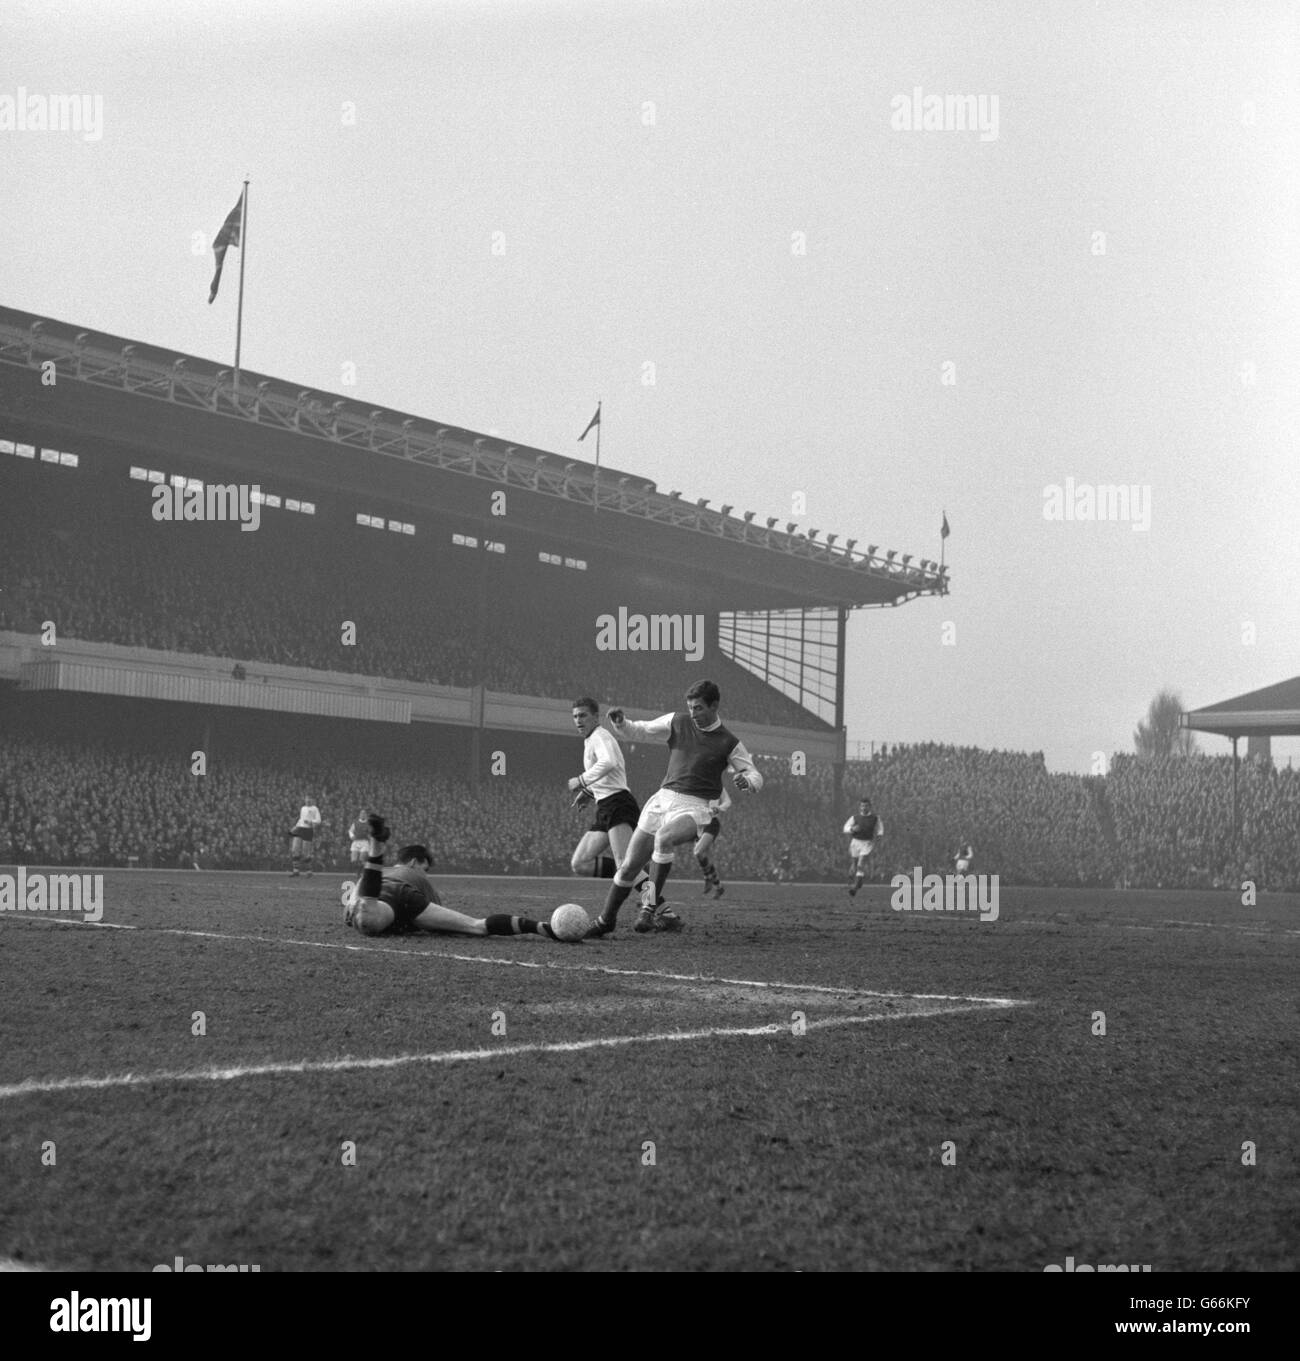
[28,917,1026,1006]
[0,1003,1006,1102]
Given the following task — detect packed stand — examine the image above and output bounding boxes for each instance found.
[3,727,1297,889]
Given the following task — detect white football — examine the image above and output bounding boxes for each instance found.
[549,902,590,943]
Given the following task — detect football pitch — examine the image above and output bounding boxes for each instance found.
[1,872,1295,1273]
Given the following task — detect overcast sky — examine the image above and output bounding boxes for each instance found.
[4,0,1297,771]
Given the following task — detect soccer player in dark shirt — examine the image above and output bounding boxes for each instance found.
[587,680,763,937]
[343,815,556,939]
[843,798,884,898]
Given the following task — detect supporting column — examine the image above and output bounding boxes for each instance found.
[832,606,848,802]
[1231,734,1239,846]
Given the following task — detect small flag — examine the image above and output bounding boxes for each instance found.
[578,403,601,442]
[941,512,950,540]
[208,194,243,304]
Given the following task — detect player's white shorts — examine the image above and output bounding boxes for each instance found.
[637,788,714,837]
[850,839,876,860]
[350,839,368,857]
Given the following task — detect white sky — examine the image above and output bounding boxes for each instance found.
[3,0,1297,771]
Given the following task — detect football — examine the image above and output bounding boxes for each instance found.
[549,902,590,942]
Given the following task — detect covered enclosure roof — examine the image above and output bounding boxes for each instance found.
[1182,675,1300,739]
[0,304,948,613]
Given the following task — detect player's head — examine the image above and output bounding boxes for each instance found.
[397,844,433,870]
[572,697,600,736]
[858,797,872,812]
[685,679,720,727]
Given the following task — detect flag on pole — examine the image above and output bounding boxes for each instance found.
[578,403,601,442]
[941,511,950,539]
[208,194,243,304]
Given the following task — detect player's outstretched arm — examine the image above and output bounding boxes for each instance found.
[607,710,674,741]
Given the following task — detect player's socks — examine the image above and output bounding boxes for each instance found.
[600,880,635,925]
[357,856,384,899]
[484,914,543,936]
[652,860,672,901]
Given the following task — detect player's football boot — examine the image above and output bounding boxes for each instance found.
[366,813,391,844]
[712,881,725,899]
[634,878,660,932]
[585,914,616,939]
[653,908,683,933]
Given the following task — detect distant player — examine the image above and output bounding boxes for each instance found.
[954,841,974,874]
[694,786,730,898]
[776,846,793,883]
[567,698,647,897]
[348,809,371,866]
[289,795,322,875]
[587,679,763,937]
[844,797,884,898]
[343,815,556,939]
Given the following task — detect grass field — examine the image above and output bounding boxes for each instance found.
[1,870,1296,1273]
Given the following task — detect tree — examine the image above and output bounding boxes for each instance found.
[1134,689,1197,758]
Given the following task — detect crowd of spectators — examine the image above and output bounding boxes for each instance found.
[0,475,822,730]
[3,728,1296,891]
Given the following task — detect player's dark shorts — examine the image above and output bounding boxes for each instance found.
[290,826,314,841]
[379,883,429,932]
[699,817,721,840]
[591,789,640,834]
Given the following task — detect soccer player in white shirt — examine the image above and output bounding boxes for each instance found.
[289,796,322,876]
[567,698,647,887]
[588,679,763,937]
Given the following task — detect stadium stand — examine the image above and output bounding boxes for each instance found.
[0,467,822,728]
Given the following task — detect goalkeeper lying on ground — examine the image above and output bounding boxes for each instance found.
[343,814,557,939]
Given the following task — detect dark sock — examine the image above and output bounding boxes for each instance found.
[699,856,713,876]
[601,881,634,924]
[358,856,384,899]
[653,861,672,897]
[598,855,616,879]
[485,913,524,935]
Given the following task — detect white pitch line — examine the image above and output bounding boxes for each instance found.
[28,917,1025,1007]
[0,1003,1011,1102]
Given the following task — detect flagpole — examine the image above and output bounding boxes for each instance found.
[234,177,249,399]
[593,399,601,514]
